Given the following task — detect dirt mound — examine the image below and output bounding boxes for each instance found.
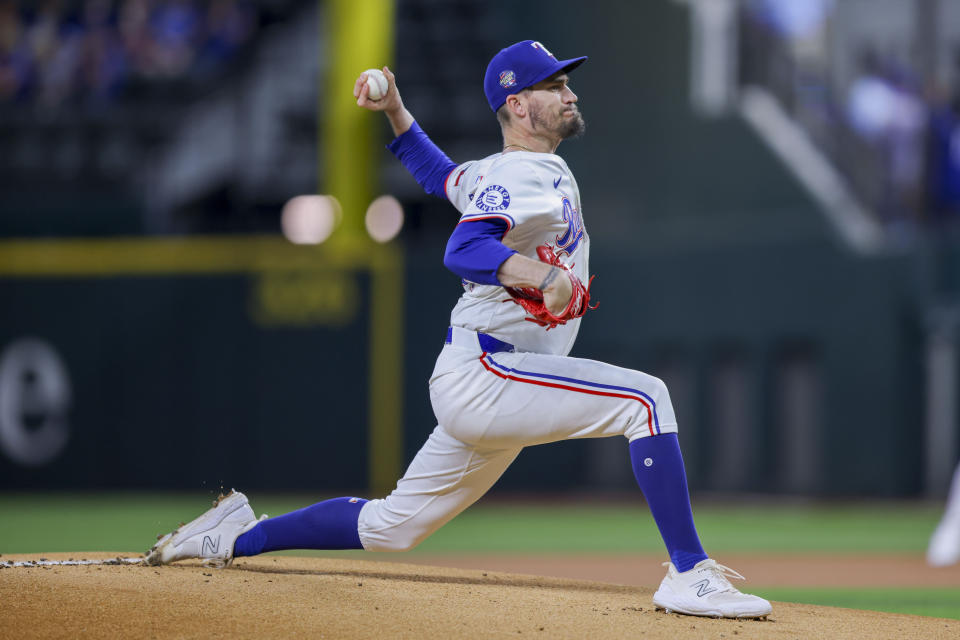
[1,553,957,639]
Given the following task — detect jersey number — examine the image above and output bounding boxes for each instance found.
[555,196,584,255]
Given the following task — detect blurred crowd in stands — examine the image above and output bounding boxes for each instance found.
[844,49,960,229]
[0,0,257,107]
[744,0,960,231]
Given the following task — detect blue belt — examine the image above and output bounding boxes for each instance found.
[445,327,515,354]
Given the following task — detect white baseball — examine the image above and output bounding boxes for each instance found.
[364,68,388,101]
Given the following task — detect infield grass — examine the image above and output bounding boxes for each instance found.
[0,492,942,554]
[1,492,955,620]
[751,587,960,620]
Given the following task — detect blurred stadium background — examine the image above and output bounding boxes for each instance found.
[2,0,960,617]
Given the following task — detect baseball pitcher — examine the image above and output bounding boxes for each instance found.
[145,40,771,620]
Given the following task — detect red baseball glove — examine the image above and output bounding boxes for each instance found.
[503,245,596,330]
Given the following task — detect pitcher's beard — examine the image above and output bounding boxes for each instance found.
[560,110,586,139]
[529,104,586,140]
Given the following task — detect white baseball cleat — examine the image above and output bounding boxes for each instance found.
[652,558,772,619]
[927,517,960,567]
[145,490,260,568]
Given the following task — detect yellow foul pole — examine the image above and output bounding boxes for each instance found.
[322,0,395,240]
[322,0,403,497]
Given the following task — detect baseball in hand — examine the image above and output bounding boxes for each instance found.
[363,68,388,101]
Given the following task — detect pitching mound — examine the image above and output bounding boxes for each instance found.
[2,553,957,639]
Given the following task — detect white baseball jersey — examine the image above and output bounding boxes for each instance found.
[358,148,677,553]
[443,151,590,356]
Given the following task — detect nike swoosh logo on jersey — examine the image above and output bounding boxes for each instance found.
[553,176,562,189]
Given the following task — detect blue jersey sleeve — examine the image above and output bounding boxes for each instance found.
[443,218,517,285]
[387,121,457,199]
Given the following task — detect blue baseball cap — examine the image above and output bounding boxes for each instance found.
[483,40,587,112]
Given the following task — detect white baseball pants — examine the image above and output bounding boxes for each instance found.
[357,331,678,552]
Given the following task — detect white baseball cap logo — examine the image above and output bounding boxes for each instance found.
[530,41,556,59]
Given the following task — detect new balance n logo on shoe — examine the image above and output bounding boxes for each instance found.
[201,535,221,556]
[691,579,718,598]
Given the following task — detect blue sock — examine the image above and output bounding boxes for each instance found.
[629,433,708,572]
[233,497,368,557]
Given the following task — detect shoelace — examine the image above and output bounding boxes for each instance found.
[662,561,747,592]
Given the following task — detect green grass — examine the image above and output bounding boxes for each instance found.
[1,492,953,620]
[411,502,942,553]
[753,587,960,620]
[0,492,942,554]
